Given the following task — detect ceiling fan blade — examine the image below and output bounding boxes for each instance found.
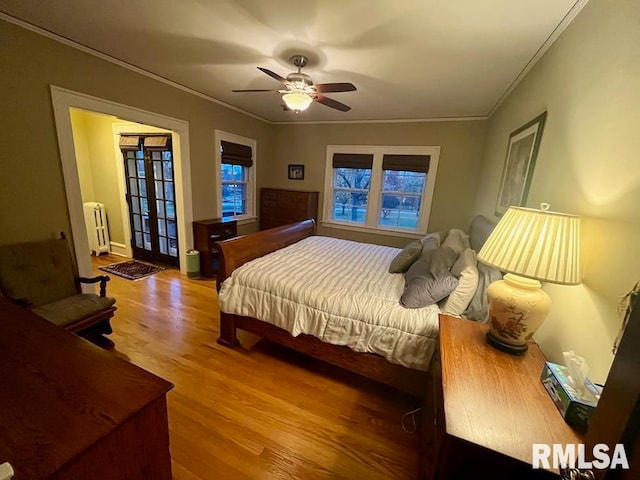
[232,89,278,92]
[314,82,357,93]
[313,95,351,112]
[257,67,287,84]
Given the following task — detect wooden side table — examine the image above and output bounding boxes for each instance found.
[192,217,237,277]
[422,315,584,479]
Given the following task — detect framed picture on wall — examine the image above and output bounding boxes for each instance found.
[495,111,547,216]
[288,164,305,180]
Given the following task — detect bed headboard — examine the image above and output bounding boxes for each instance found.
[468,215,496,252]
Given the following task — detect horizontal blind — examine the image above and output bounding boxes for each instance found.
[221,141,253,167]
[332,153,374,169]
[143,135,171,150]
[119,135,140,150]
[382,154,430,173]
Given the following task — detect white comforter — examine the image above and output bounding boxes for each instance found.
[218,236,440,370]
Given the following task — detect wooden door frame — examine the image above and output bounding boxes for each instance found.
[51,86,193,276]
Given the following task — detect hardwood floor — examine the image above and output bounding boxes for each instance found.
[92,254,421,480]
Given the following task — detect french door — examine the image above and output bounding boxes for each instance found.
[120,134,179,266]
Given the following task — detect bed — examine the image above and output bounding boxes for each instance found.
[215,216,495,397]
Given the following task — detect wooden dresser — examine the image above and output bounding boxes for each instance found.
[422,315,584,479]
[260,188,319,230]
[193,217,238,277]
[0,299,174,480]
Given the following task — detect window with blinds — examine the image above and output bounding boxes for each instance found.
[215,131,257,220]
[323,146,440,234]
[379,154,429,230]
[331,153,374,225]
[220,140,252,217]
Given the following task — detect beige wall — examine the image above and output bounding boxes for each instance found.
[70,110,95,203]
[0,19,269,248]
[70,109,172,246]
[472,0,640,383]
[270,121,487,248]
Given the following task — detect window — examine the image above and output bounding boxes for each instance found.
[331,153,373,225]
[215,131,256,222]
[323,146,439,235]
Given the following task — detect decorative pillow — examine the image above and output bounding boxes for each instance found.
[388,232,442,273]
[389,240,422,273]
[442,248,479,315]
[420,231,443,250]
[462,262,503,323]
[400,246,458,308]
[442,228,471,256]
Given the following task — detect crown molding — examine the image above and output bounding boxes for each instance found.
[272,115,488,125]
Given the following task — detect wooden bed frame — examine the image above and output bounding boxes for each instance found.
[215,219,430,398]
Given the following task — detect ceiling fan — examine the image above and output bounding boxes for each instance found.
[232,55,356,113]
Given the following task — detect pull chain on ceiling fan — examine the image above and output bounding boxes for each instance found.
[232,55,356,113]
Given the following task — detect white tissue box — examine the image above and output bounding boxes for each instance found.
[540,361,602,429]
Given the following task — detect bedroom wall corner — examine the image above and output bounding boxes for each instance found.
[470,0,640,384]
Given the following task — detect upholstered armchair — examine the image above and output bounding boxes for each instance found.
[0,235,116,343]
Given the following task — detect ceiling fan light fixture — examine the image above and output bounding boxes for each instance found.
[282,91,313,112]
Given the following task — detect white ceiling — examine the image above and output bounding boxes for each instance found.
[1,0,585,123]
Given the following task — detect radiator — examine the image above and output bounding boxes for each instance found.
[83,202,110,255]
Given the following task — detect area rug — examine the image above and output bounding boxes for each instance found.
[99,260,165,281]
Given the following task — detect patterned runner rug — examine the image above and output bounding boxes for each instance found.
[99,260,165,281]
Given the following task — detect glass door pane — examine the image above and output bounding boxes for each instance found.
[123,149,152,256]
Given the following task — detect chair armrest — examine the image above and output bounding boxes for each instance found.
[77,275,111,297]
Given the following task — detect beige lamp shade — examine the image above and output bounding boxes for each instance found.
[478,205,581,285]
[477,204,581,355]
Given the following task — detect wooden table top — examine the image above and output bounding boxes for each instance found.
[0,299,173,479]
[439,314,584,467]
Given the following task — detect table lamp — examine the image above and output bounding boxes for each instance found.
[477,203,581,355]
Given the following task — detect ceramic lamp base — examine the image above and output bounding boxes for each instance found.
[486,273,552,355]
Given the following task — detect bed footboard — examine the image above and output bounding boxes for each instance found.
[215,219,316,347]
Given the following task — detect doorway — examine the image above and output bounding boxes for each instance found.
[120,134,179,266]
[51,86,193,278]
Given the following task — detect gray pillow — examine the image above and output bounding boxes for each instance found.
[420,232,443,251]
[400,246,459,308]
[389,240,422,273]
[442,228,470,256]
[420,236,440,255]
[462,262,503,322]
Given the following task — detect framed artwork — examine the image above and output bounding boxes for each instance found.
[495,111,547,216]
[288,164,305,180]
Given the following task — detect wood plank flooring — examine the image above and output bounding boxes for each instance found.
[92,254,421,479]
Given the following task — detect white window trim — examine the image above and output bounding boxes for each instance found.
[214,130,257,224]
[322,145,440,235]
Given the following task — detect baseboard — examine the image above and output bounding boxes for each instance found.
[109,242,129,257]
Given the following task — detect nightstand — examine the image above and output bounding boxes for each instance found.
[192,218,237,277]
[422,314,584,479]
